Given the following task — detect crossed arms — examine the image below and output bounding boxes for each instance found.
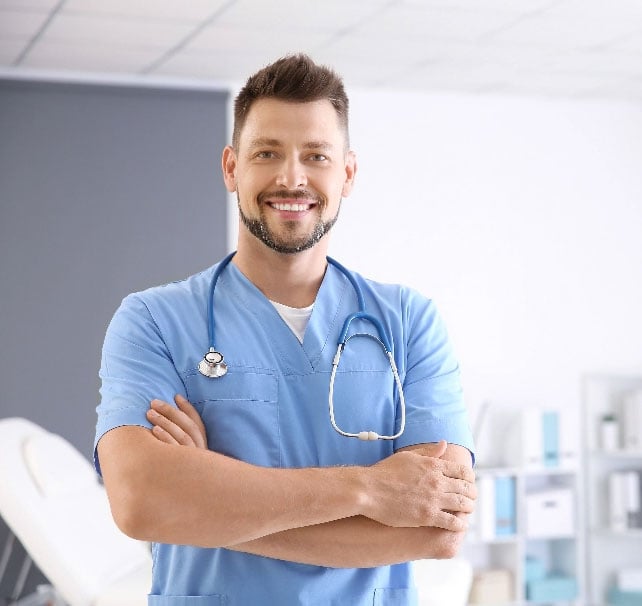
[98,395,476,569]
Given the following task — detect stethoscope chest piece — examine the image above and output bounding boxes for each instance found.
[198,348,228,378]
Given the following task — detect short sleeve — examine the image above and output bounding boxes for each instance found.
[94,293,186,475]
[393,293,475,463]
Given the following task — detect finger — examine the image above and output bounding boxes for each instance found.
[174,395,207,449]
[147,406,196,447]
[430,509,468,532]
[150,423,179,445]
[175,394,206,431]
[441,492,476,514]
[440,460,476,483]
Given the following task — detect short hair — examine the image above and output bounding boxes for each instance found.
[232,53,350,149]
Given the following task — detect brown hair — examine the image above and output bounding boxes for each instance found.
[232,53,350,150]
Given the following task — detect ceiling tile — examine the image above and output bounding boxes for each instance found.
[0,9,51,37]
[355,5,521,41]
[156,49,267,83]
[0,0,59,9]
[39,13,194,48]
[549,49,642,78]
[0,0,639,102]
[317,35,446,69]
[489,7,642,50]
[398,0,558,13]
[185,23,329,55]
[62,0,230,23]
[547,0,642,21]
[20,39,164,71]
[213,0,391,32]
[0,37,28,63]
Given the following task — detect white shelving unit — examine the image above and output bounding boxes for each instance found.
[464,465,583,605]
[463,400,585,606]
[582,374,642,606]
[463,376,642,605]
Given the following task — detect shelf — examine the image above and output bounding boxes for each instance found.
[475,465,578,476]
[590,449,642,459]
[590,528,642,539]
[583,374,642,606]
[466,535,519,546]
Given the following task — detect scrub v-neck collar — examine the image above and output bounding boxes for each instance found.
[222,260,353,373]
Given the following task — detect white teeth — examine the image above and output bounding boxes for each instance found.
[272,202,309,212]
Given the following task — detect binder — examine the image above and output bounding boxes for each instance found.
[542,411,559,467]
[478,475,496,540]
[610,471,630,532]
[624,470,641,529]
[495,476,516,536]
[622,391,642,451]
[521,408,543,468]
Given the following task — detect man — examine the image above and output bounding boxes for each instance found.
[96,54,476,605]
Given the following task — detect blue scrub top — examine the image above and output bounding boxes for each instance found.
[95,259,474,605]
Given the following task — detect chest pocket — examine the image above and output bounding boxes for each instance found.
[184,370,280,467]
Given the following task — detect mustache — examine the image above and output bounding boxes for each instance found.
[258,189,325,205]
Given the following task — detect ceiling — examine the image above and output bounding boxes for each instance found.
[1,0,642,102]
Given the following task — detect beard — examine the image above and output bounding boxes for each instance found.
[237,191,341,254]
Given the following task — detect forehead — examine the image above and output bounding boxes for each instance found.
[238,98,345,149]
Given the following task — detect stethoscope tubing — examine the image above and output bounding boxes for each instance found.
[201,252,406,440]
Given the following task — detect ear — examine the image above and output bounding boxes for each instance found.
[221,146,238,193]
[341,151,357,197]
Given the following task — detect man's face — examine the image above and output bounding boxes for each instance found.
[223,98,356,254]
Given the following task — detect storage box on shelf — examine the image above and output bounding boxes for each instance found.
[583,374,642,606]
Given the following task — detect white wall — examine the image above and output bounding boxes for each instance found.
[329,90,642,450]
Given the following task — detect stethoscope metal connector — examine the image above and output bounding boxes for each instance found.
[198,348,228,378]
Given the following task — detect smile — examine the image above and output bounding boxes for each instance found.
[269,202,313,212]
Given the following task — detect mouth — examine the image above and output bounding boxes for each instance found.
[268,201,314,212]
[260,190,323,215]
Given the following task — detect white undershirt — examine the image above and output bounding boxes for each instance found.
[270,300,314,343]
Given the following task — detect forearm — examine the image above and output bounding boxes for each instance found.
[99,426,366,548]
[99,426,474,550]
[228,442,474,568]
[228,515,465,568]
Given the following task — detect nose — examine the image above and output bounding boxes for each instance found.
[275,157,307,189]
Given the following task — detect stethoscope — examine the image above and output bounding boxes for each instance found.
[198,252,406,441]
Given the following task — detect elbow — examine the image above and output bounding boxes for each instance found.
[98,428,165,542]
[105,475,154,541]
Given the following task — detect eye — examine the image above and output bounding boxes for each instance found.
[255,150,277,160]
[308,153,328,162]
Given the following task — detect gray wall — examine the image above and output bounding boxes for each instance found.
[0,78,229,597]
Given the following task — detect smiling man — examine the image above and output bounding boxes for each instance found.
[95,54,476,605]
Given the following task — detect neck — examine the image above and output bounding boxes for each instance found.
[232,238,329,308]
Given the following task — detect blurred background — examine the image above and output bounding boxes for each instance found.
[1,1,641,604]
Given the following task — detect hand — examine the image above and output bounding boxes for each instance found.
[363,441,476,532]
[146,394,207,449]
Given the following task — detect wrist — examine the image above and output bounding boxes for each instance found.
[344,465,374,519]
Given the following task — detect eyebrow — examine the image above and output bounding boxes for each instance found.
[247,137,334,151]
